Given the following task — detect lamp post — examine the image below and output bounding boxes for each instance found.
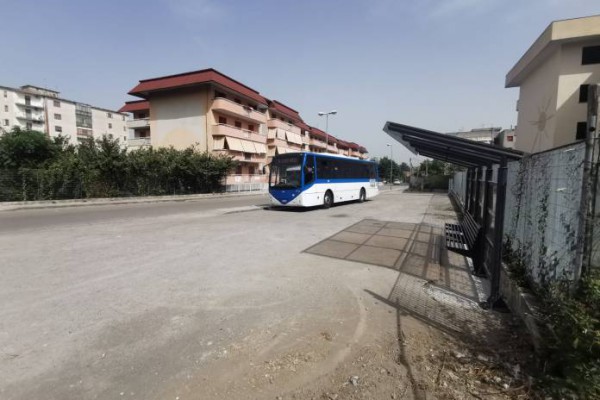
[387,143,393,190]
[318,110,337,153]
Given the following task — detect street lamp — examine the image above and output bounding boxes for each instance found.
[387,143,393,190]
[318,110,337,153]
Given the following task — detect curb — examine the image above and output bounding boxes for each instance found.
[0,191,269,212]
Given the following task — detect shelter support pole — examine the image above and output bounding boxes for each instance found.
[474,167,482,220]
[465,168,472,210]
[485,158,508,309]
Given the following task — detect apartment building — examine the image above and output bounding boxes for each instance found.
[0,85,128,146]
[506,15,600,152]
[119,68,368,178]
[493,128,516,149]
[446,127,502,145]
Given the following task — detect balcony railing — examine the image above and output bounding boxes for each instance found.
[127,118,150,129]
[16,99,44,109]
[16,114,44,123]
[309,138,327,148]
[128,137,151,147]
[212,124,266,143]
[214,149,266,163]
[212,97,267,124]
[266,119,301,134]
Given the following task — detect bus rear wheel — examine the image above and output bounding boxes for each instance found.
[358,188,366,203]
[323,191,333,209]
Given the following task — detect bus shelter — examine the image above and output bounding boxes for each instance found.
[383,122,525,308]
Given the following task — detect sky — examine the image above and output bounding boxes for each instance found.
[1,0,599,163]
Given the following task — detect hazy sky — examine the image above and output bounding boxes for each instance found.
[1,0,598,162]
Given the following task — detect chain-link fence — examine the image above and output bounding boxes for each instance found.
[449,141,599,285]
[504,142,586,284]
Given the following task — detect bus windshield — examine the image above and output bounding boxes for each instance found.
[269,154,303,189]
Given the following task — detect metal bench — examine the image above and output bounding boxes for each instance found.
[444,212,482,260]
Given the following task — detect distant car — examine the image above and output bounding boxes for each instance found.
[393,180,401,185]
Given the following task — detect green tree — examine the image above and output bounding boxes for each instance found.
[0,127,61,169]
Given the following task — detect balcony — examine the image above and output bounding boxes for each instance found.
[214,149,266,163]
[16,114,44,123]
[16,99,44,110]
[267,138,288,148]
[212,124,266,143]
[212,97,267,124]
[309,138,326,149]
[127,118,150,129]
[266,119,301,134]
[128,137,151,147]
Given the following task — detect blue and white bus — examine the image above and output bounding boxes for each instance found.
[268,152,379,208]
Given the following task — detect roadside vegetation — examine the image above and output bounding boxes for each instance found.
[504,243,600,398]
[0,127,236,201]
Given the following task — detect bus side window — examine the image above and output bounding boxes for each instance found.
[305,155,315,185]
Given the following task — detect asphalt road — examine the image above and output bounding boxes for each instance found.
[0,188,432,400]
[0,194,270,232]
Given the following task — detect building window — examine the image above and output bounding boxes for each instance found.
[3,90,6,98]
[235,165,242,174]
[123,126,126,132]
[215,91,226,98]
[107,112,112,118]
[218,116,227,124]
[507,136,514,142]
[582,45,600,65]
[122,115,125,121]
[4,105,7,112]
[248,124,255,132]
[576,122,587,140]
[108,133,113,139]
[248,166,255,175]
[123,136,127,141]
[235,121,242,128]
[234,98,241,104]
[108,123,112,129]
[579,84,589,103]
[55,126,62,133]
[26,123,32,130]
[54,113,61,120]
[3,119,8,126]
[53,100,60,107]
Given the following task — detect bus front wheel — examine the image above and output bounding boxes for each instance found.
[323,191,333,209]
[359,188,366,203]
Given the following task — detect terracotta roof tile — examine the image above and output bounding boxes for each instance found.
[118,100,149,113]
[128,68,268,105]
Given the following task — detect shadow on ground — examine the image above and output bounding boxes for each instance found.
[304,202,539,398]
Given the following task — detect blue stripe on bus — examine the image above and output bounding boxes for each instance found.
[270,179,373,204]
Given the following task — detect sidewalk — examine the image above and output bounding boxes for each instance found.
[0,190,268,212]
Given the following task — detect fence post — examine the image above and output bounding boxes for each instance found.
[578,84,600,279]
[486,158,508,308]
[21,172,26,201]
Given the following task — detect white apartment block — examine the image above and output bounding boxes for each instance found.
[0,85,129,146]
[506,15,600,153]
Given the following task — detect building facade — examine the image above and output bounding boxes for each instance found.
[0,85,128,146]
[506,15,600,153]
[119,69,368,179]
[446,127,502,145]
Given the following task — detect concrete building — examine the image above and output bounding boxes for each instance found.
[446,127,502,145]
[119,68,368,180]
[506,15,600,152]
[0,84,128,146]
[493,128,516,149]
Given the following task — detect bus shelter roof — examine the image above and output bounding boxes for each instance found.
[383,122,525,167]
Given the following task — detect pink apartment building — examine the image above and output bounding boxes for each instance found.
[119,69,368,180]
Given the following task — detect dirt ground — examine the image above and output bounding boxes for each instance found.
[180,195,540,400]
